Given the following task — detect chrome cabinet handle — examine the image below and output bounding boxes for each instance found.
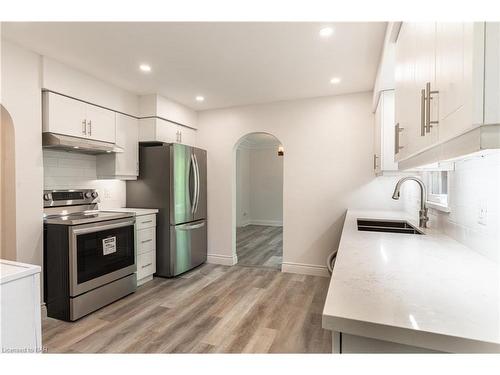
[87,120,92,136]
[394,123,404,154]
[141,263,153,268]
[425,82,439,133]
[373,154,378,170]
[420,89,426,136]
[141,239,153,244]
[141,220,153,224]
[82,120,87,135]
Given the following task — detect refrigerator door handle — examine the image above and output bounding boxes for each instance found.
[190,153,198,215]
[177,221,206,230]
[193,152,200,214]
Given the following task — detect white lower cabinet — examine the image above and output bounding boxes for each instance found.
[134,213,157,286]
[1,260,42,353]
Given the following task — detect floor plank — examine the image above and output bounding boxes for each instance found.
[236,225,283,269]
[42,264,331,353]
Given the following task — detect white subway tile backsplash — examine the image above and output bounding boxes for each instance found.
[404,151,500,263]
[43,150,126,208]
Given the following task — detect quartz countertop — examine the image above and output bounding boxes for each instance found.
[1,259,41,285]
[105,208,159,216]
[321,209,500,353]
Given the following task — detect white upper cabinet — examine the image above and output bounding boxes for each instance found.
[394,22,498,166]
[85,104,116,143]
[97,113,139,179]
[42,91,87,139]
[374,90,398,175]
[139,117,197,146]
[43,91,116,143]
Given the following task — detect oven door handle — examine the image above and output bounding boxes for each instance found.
[70,218,136,236]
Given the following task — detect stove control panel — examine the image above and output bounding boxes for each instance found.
[43,189,99,207]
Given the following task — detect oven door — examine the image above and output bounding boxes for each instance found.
[69,218,136,297]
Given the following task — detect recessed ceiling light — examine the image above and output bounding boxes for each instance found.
[319,27,334,38]
[195,96,205,102]
[330,77,342,84]
[139,64,151,73]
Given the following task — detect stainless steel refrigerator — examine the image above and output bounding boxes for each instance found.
[126,142,207,277]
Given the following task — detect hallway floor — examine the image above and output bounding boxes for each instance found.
[236,225,283,270]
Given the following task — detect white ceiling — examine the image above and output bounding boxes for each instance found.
[2,22,386,111]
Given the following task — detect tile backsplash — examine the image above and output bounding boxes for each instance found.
[403,151,500,263]
[43,149,126,209]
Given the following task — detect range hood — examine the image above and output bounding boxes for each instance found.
[42,133,124,154]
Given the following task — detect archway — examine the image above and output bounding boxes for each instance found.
[0,104,17,260]
[232,132,284,270]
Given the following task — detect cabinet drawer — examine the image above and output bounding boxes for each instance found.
[136,214,156,230]
[137,251,156,280]
[137,227,156,254]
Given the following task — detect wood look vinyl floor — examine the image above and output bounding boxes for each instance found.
[236,225,283,270]
[42,264,332,353]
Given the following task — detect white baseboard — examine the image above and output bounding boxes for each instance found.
[247,219,283,227]
[207,253,238,266]
[281,262,330,277]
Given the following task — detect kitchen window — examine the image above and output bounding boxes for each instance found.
[423,171,450,211]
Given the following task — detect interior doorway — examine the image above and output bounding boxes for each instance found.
[234,133,284,270]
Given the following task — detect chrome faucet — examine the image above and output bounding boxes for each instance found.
[392,176,429,228]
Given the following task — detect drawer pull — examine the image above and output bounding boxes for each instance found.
[141,220,153,224]
[141,239,153,244]
[141,263,153,268]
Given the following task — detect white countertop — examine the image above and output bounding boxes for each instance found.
[105,208,159,216]
[322,209,500,353]
[1,259,41,285]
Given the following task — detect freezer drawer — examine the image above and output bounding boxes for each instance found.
[169,219,207,276]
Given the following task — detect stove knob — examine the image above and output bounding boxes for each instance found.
[84,192,92,199]
[43,193,51,201]
[91,191,99,199]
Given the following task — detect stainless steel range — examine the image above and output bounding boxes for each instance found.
[43,189,136,321]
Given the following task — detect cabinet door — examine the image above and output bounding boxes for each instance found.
[115,113,139,177]
[86,104,116,143]
[43,92,87,138]
[394,22,418,160]
[374,96,382,174]
[155,118,178,143]
[179,127,197,146]
[380,90,398,171]
[436,22,476,141]
[414,22,438,150]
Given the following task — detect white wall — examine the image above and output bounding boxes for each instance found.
[1,40,43,267]
[236,145,284,227]
[235,148,251,227]
[403,151,500,263]
[43,150,126,209]
[197,92,407,275]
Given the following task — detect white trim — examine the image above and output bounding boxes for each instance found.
[246,219,283,227]
[427,201,451,213]
[207,253,238,266]
[281,262,330,278]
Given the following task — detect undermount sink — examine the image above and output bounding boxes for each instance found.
[357,219,424,235]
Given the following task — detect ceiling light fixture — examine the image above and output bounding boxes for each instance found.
[139,64,152,73]
[195,96,205,102]
[330,77,341,84]
[319,27,334,38]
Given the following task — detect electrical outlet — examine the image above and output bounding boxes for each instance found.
[478,201,487,226]
[104,189,112,199]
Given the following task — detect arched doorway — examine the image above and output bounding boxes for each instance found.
[232,132,284,270]
[0,105,17,260]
